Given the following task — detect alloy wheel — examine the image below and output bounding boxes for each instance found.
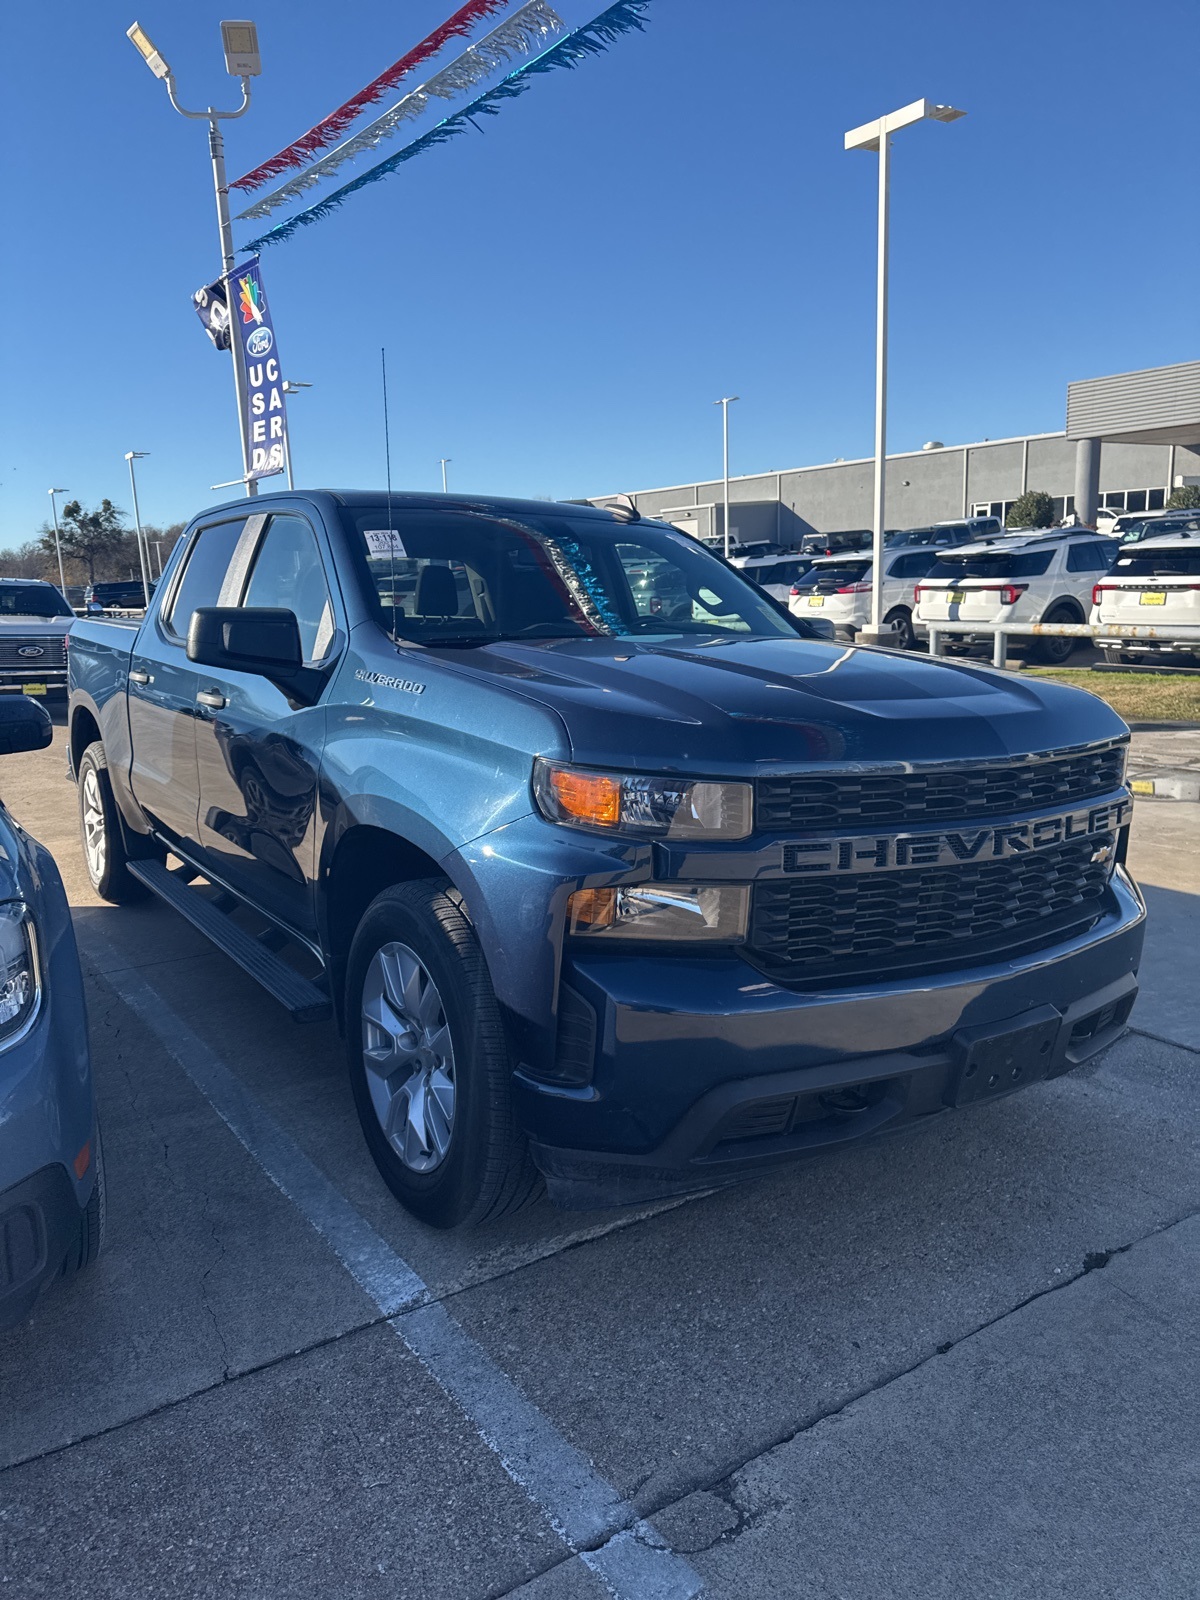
[361,941,456,1173]
[81,767,107,885]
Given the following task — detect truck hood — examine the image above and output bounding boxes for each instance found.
[0,619,72,637]
[433,634,1127,770]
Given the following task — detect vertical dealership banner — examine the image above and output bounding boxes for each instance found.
[231,259,289,480]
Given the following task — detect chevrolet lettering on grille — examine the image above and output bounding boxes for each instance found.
[781,798,1132,875]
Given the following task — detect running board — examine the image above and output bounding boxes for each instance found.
[128,859,332,1024]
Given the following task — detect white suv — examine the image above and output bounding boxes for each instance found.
[913,531,1119,663]
[787,547,941,648]
[1090,535,1200,663]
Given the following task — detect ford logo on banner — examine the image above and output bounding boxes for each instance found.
[246,326,273,358]
[17,646,44,658]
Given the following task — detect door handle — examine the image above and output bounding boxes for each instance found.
[196,689,227,711]
[129,668,150,685]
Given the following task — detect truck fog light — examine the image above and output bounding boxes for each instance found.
[567,884,749,942]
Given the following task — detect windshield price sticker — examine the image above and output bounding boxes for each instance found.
[365,530,408,558]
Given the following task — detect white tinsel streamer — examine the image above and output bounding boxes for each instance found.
[237,0,564,222]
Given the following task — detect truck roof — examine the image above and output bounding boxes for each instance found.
[201,488,625,523]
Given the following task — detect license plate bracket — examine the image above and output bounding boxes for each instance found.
[1139,592,1166,606]
[946,1006,1063,1108]
[948,589,966,604]
[22,683,47,696]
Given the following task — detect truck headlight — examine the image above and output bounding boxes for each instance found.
[567,884,749,942]
[0,902,38,1045]
[534,759,752,841]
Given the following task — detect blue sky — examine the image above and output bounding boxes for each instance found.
[2,0,1197,541]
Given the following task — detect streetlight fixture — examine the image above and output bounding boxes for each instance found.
[47,489,69,601]
[281,379,311,489]
[845,98,965,643]
[124,452,153,607]
[126,18,261,495]
[439,458,452,493]
[713,397,739,558]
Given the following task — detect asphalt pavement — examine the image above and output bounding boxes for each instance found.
[0,715,1196,1600]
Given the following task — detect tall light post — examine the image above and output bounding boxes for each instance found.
[124,452,153,606]
[713,396,739,558]
[127,19,262,496]
[47,489,69,600]
[845,98,964,642]
[439,458,452,493]
[281,379,312,489]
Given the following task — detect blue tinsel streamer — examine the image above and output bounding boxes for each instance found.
[241,0,652,253]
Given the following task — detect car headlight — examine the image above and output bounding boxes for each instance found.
[567,883,750,942]
[0,902,38,1045]
[533,758,752,841]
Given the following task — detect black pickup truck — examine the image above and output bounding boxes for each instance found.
[66,490,1145,1226]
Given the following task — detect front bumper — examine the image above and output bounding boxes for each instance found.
[0,671,68,693]
[0,1164,85,1329]
[516,869,1146,1207]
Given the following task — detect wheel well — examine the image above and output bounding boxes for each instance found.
[1045,597,1085,621]
[69,706,101,777]
[324,826,446,1018]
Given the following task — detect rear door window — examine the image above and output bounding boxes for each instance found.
[164,517,256,639]
[887,552,938,580]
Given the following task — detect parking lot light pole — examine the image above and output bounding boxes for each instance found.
[845,99,964,642]
[439,458,451,493]
[714,397,739,558]
[47,489,69,600]
[124,452,153,606]
[126,20,262,496]
[281,379,312,489]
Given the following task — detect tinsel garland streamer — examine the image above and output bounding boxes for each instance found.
[237,0,564,222]
[231,0,513,192]
[240,0,652,253]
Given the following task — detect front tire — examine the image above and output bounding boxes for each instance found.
[344,880,540,1229]
[77,742,148,903]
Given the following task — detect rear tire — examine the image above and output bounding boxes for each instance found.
[77,742,148,904]
[1027,603,1080,665]
[883,606,917,651]
[344,879,541,1229]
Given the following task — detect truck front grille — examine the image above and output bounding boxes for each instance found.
[756,745,1126,831]
[746,834,1114,985]
[0,637,67,670]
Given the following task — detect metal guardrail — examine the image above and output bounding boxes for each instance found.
[925,620,1200,669]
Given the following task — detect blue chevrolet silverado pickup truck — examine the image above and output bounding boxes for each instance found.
[66,490,1145,1226]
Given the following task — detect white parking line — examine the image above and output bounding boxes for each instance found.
[87,936,703,1600]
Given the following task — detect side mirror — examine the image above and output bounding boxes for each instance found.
[187,607,303,676]
[0,696,53,755]
[186,607,331,706]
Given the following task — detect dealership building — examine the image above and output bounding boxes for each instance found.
[589,360,1200,546]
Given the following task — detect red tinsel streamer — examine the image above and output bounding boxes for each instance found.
[231,0,513,192]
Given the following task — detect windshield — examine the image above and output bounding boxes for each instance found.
[340,509,803,645]
[926,549,1054,580]
[0,586,72,618]
[1112,549,1200,577]
[1123,517,1200,544]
